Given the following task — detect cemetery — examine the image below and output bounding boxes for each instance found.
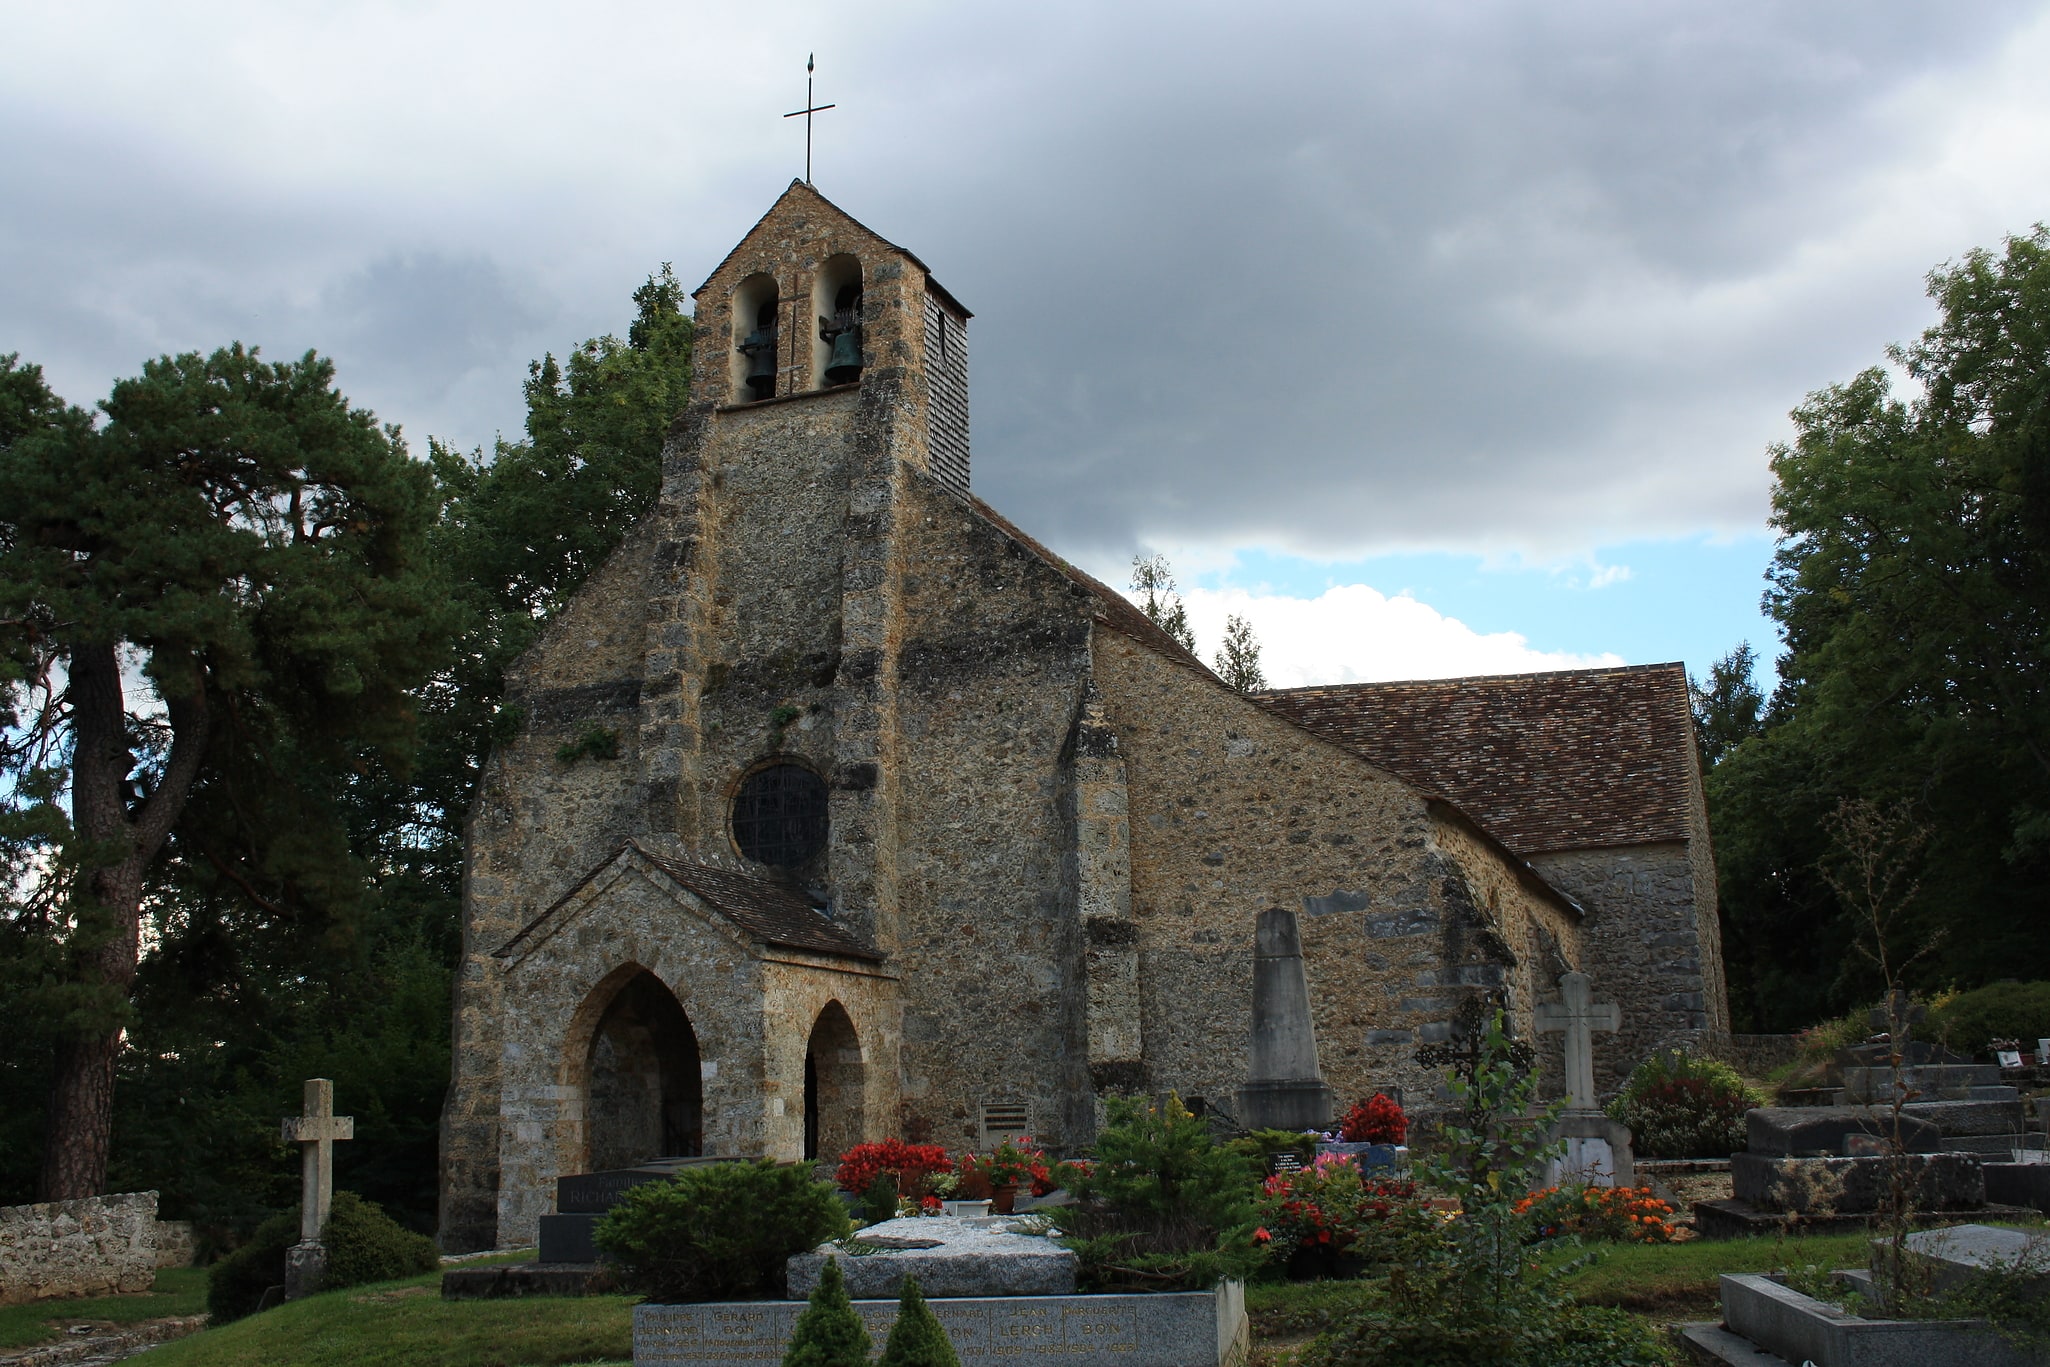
[4,964,2050,1366]
[7,52,2050,1367]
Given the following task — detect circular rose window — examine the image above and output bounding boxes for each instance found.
[731,764,829,867]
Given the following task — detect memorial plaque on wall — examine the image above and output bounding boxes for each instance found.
[635,1287,1248,1367]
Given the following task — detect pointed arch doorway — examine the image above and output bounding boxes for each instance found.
[585,969,702,1170]
[802,1001,864,1162]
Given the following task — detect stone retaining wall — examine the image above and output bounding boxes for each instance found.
[153,1219,195,1269]
[0,1191,158,1305]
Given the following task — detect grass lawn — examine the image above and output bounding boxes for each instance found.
[142,1267,635,1367]
[0,1266,209,1350]
[1244,1228,1878,1357]
[1555,1231,1870,1321]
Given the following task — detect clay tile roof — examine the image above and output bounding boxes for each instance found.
[1256,663,1698,856]
[499,843,884,964]
[963,495,1214,674]
[633,845,884,961]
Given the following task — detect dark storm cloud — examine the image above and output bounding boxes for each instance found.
[820,1,2042,558]
[4,0,2043,565]
[0,91,548,447]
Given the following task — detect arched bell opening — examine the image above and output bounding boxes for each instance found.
[801,1000,864,1163]
[811,254,863,388]
[730,272,781,402]
[584,969,703,1170]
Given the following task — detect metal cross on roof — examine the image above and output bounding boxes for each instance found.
[784,53,837,184]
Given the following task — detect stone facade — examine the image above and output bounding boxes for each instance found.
[0,1191,157,1305]
[438,182,1727,1251]
[1259,666,1729,1097]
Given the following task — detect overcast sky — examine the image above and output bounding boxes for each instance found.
[7,1,2049,685]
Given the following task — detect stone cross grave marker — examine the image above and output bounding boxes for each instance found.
[1870,987,1925,1037]
[1535,971,1620,1111]
[281,1078,353,1299]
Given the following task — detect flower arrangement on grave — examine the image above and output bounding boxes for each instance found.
[834,1140,954,1197]
[1255,1153,1421,1270]
[1336,1093,1408,1145]
[955,1136,1055,1198]
[1512,1184,1677,1243]
[1285,1006,1676,1366]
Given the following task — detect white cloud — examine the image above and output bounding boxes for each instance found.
[1176,585,1625,688]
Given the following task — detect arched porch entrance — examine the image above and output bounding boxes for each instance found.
[802,1001,864,1162]
[585,969,702,1170]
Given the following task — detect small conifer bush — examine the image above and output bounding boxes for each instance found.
[878,1275,960,1367]
[783,1257,872,1367]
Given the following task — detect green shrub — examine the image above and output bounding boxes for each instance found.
[320,1190,438,1287]
[206,1209,297,1323]
[782,1257,870,1367]
[877,1274,959,1367]
[204,1192,438,1323]
[595,1158,849,1302]
[1606,1051,1764,1159]
[858,1172,900,1226]
[1927,981,2050,1058]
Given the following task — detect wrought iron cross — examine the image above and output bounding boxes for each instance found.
[1416,995,1532,1128]
[784,53,837,184]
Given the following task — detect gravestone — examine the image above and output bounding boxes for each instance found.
[636,1286,1250,1367]
[786,1217,1076,1299]
[1896,1222,2050,1296]
[1235,909,1333,1131]
[540,1156,740,1264]
[1535,972,1634,1187]
[281,1079,352,1300]
[1745,1106,1941,1157]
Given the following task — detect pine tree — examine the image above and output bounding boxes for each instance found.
[0,347,449,1200]
[877,1276,959,1367]
[783,1257,872,1367]
[1129,553,1197,653]
[1212,613,1267,693]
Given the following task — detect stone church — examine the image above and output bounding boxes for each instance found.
[438,182,1728,1251]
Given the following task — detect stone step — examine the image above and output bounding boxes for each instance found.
[1673,1321,1793,1366]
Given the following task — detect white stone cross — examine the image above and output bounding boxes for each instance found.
[282,1078,354,1246]
[1535,972,1620,1111]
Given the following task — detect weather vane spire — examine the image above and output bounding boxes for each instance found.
[784,52,837,185]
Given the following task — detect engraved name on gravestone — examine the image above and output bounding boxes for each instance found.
[635,1289,1248,1367]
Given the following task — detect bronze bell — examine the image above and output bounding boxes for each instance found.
[824,325,862,385]
[740,326,776,400]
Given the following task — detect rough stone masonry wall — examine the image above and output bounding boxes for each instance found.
[886,475,1097,1153]
[442,522,659,1250]
[0,1192,156,1305]
[1530,842,1714,1100]
[1093,631,1584,1119]
[492,856,772,1247]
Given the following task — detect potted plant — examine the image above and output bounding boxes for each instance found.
[957,1136,1051,1213]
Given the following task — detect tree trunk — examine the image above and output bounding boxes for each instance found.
[37,639,208,1202]
[38,1029,123,1201]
